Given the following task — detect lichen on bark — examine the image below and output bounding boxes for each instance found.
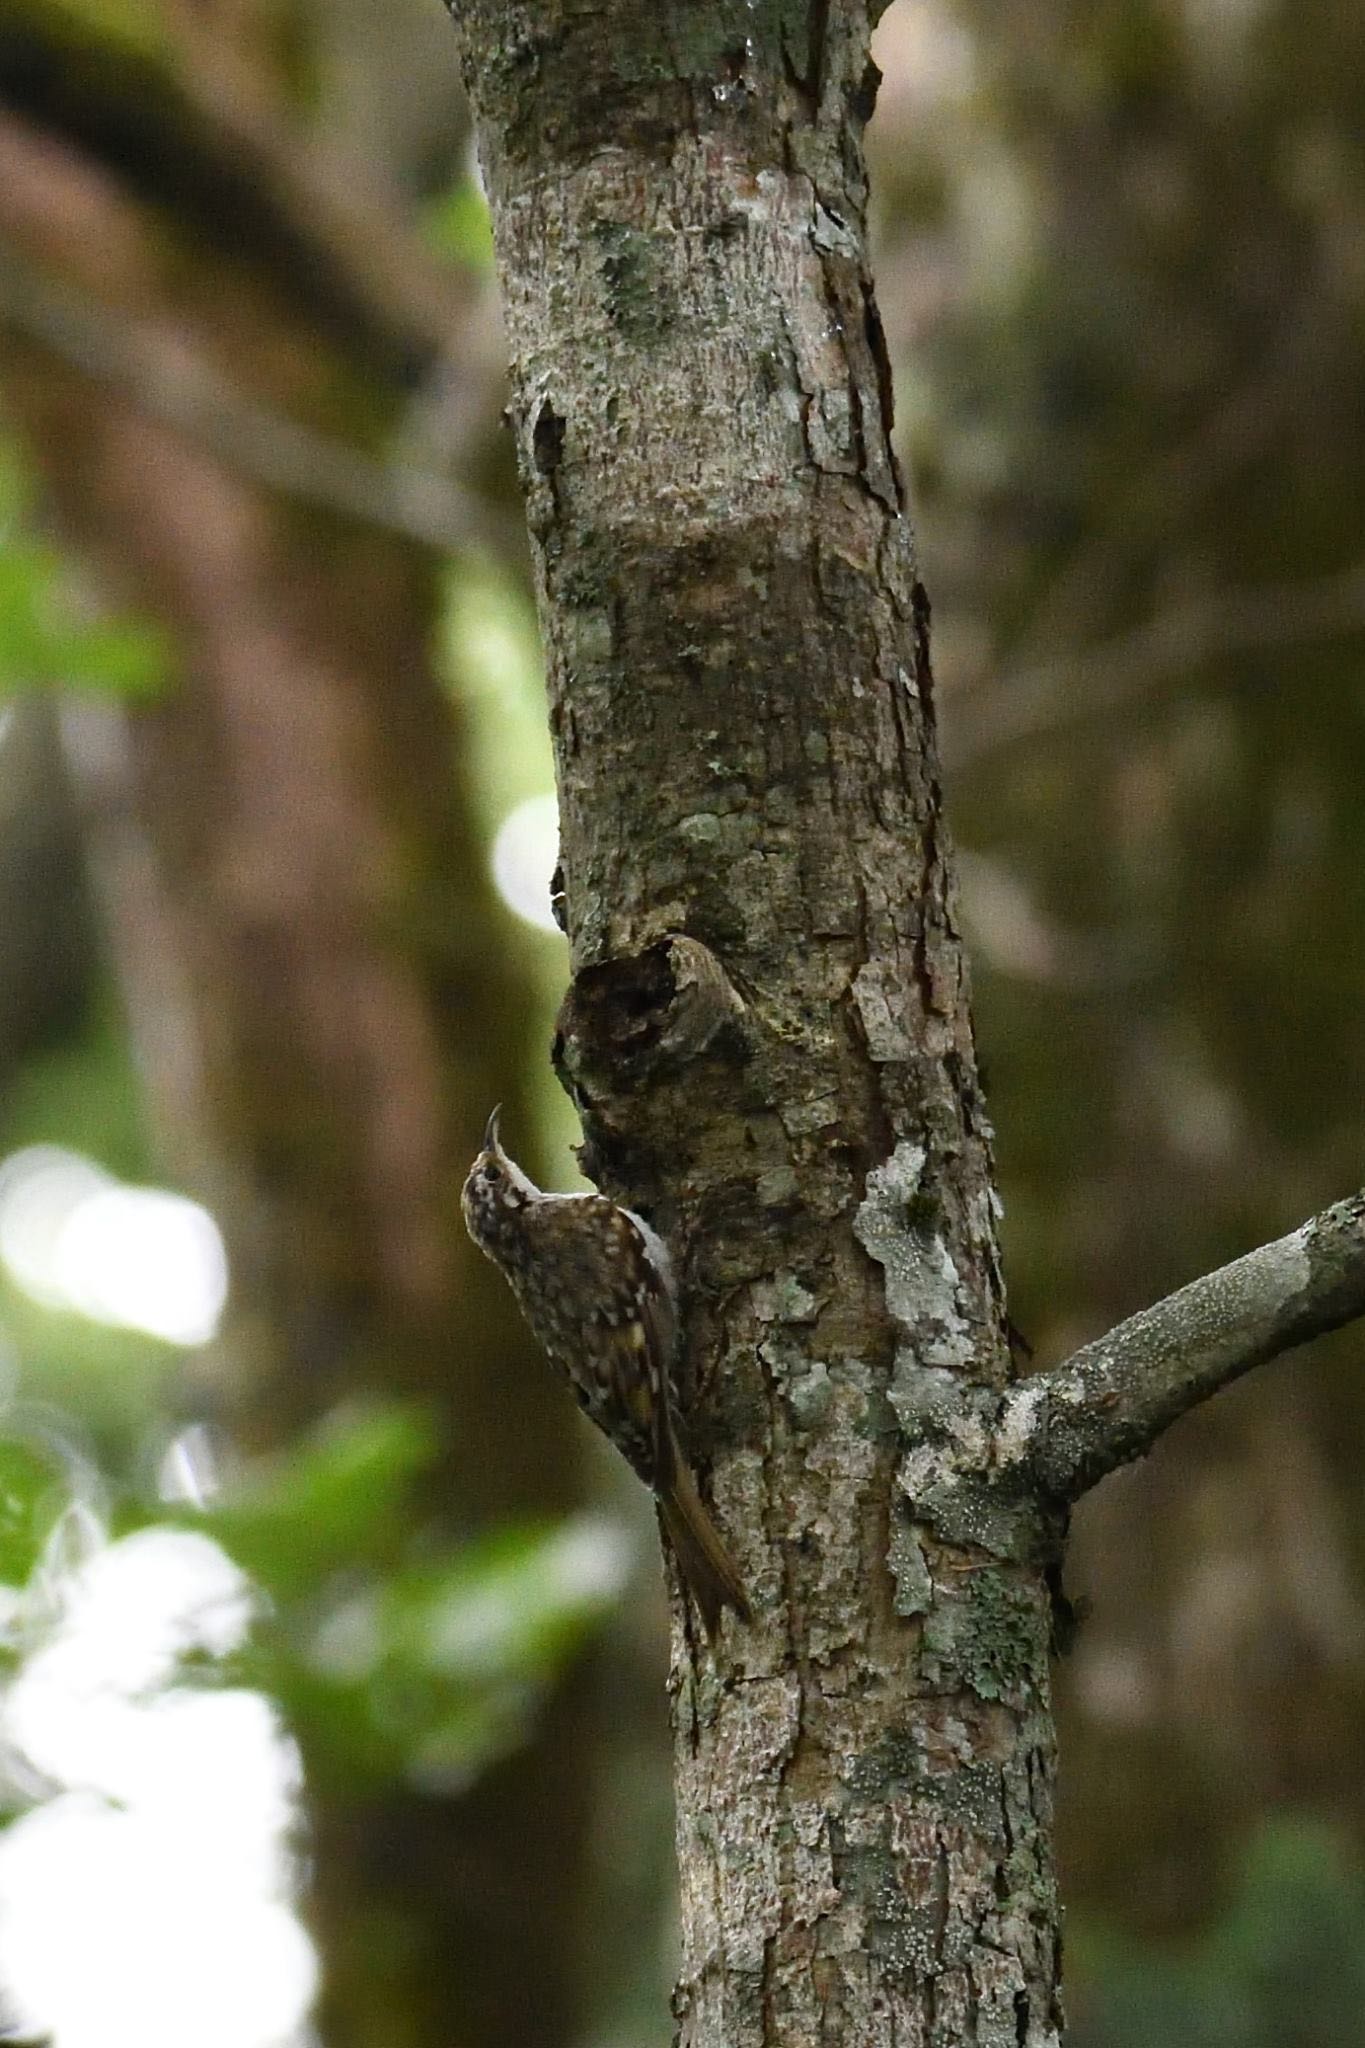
[448,2,1061,2043]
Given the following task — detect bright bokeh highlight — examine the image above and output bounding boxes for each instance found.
[0,1146,228,1346]
[0,1526,316,2048]
[491,791,561,933]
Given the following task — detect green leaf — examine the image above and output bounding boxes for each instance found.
[216,1515,624,1793]
[60,617,172,699]
[0,1434,69,1587]
[422,179,496,274]
[1071,1817,1365,2048]
[387,1517,624,1686]
[0,538,66,684]
[0,441,172,701]
[191,1402,438,1600]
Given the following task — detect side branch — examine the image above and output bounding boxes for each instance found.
[1016,1190,1365,1501]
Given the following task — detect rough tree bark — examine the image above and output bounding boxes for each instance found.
[445,5,1365,2045]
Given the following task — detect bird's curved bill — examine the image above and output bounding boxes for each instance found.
[484,1105,502,1152]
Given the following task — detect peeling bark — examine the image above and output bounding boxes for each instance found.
[449,6,1061,2044]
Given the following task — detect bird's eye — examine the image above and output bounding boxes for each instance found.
[484,1163,502,1183]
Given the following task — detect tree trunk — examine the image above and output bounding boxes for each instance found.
[448,5,1365,2044]
[449,5,1063,2042]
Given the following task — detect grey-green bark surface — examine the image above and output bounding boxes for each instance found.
[448,7,1059,2042]
[445,4,1365,2045]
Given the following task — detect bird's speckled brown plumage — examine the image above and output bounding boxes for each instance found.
[462,1109,749,1637]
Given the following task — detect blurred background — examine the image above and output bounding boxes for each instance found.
[0,1,1362,2044]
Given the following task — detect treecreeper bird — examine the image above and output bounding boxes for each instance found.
[462,1108,750,1639]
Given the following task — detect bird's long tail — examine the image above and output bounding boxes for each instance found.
[657,1435,751,1641]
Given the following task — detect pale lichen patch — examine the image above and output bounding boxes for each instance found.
[785,1357,833,1429]
[887,1517,932,1616]
[678,810,724,845]
[888,1359,959,1434]
[779,1091,841,1138]
[754,1269,820,1322]
[995,1381,1047,1471]
[855,1141,971,1369]
[850,960,916,1061]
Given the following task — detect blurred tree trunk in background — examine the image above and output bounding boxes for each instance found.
[0,8,593,2048]
[0,695,96,1080]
